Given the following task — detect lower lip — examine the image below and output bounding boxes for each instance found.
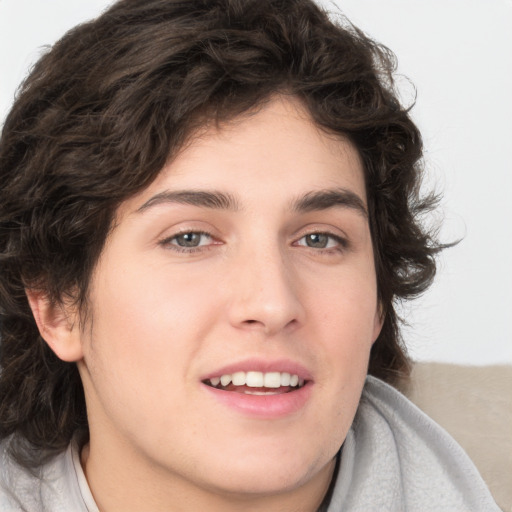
[201,382,313,418]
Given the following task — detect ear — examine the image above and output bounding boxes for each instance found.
[372,302,384,344]
[25,289,84,362]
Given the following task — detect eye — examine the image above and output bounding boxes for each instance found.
[160,231,214,251]
[173,232,210,247]
[295,232,345,250]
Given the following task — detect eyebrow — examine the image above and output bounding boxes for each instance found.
[136,187,367,217]
[137,190,240,213]
[292,188,368,217]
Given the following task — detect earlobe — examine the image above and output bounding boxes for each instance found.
[25,289,84,362]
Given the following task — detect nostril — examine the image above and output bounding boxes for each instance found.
[241,318,266,326]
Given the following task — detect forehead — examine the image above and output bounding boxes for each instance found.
[119,96,367,217]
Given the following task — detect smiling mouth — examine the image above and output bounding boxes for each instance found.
[203,371,306,395]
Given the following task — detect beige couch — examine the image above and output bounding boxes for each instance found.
[403,363,512,511]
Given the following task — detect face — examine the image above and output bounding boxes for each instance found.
[75,97,382,504]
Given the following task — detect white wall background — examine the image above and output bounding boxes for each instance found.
[1,0,511,366]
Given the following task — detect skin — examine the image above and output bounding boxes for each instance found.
[29,96,382,511]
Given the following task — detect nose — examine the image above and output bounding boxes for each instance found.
[226,244,305,336]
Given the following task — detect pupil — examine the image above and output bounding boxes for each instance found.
[177,233,200,247]
[307,233,328,248]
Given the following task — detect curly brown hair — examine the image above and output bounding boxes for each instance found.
[0,0,441,466]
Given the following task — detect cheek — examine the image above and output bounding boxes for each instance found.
[313,264,379,340]
[307,267,378,404]
[79,264,219,445]
[83,258,223,385]
[295,278,377,467]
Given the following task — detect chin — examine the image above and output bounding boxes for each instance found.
[208,467,316,497]
[194,441,335,497]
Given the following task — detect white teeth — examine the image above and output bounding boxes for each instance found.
[232,371,245,386]
[280,372,291,386]
[263,372,281,388]
[246,371,263,387]
[210,371,304,389]
[220,374,232,386]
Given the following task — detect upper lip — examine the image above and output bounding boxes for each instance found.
[201,358,313,382]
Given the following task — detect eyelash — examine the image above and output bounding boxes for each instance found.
[158,230,348,254]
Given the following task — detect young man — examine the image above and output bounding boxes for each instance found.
[0,0,500,510]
